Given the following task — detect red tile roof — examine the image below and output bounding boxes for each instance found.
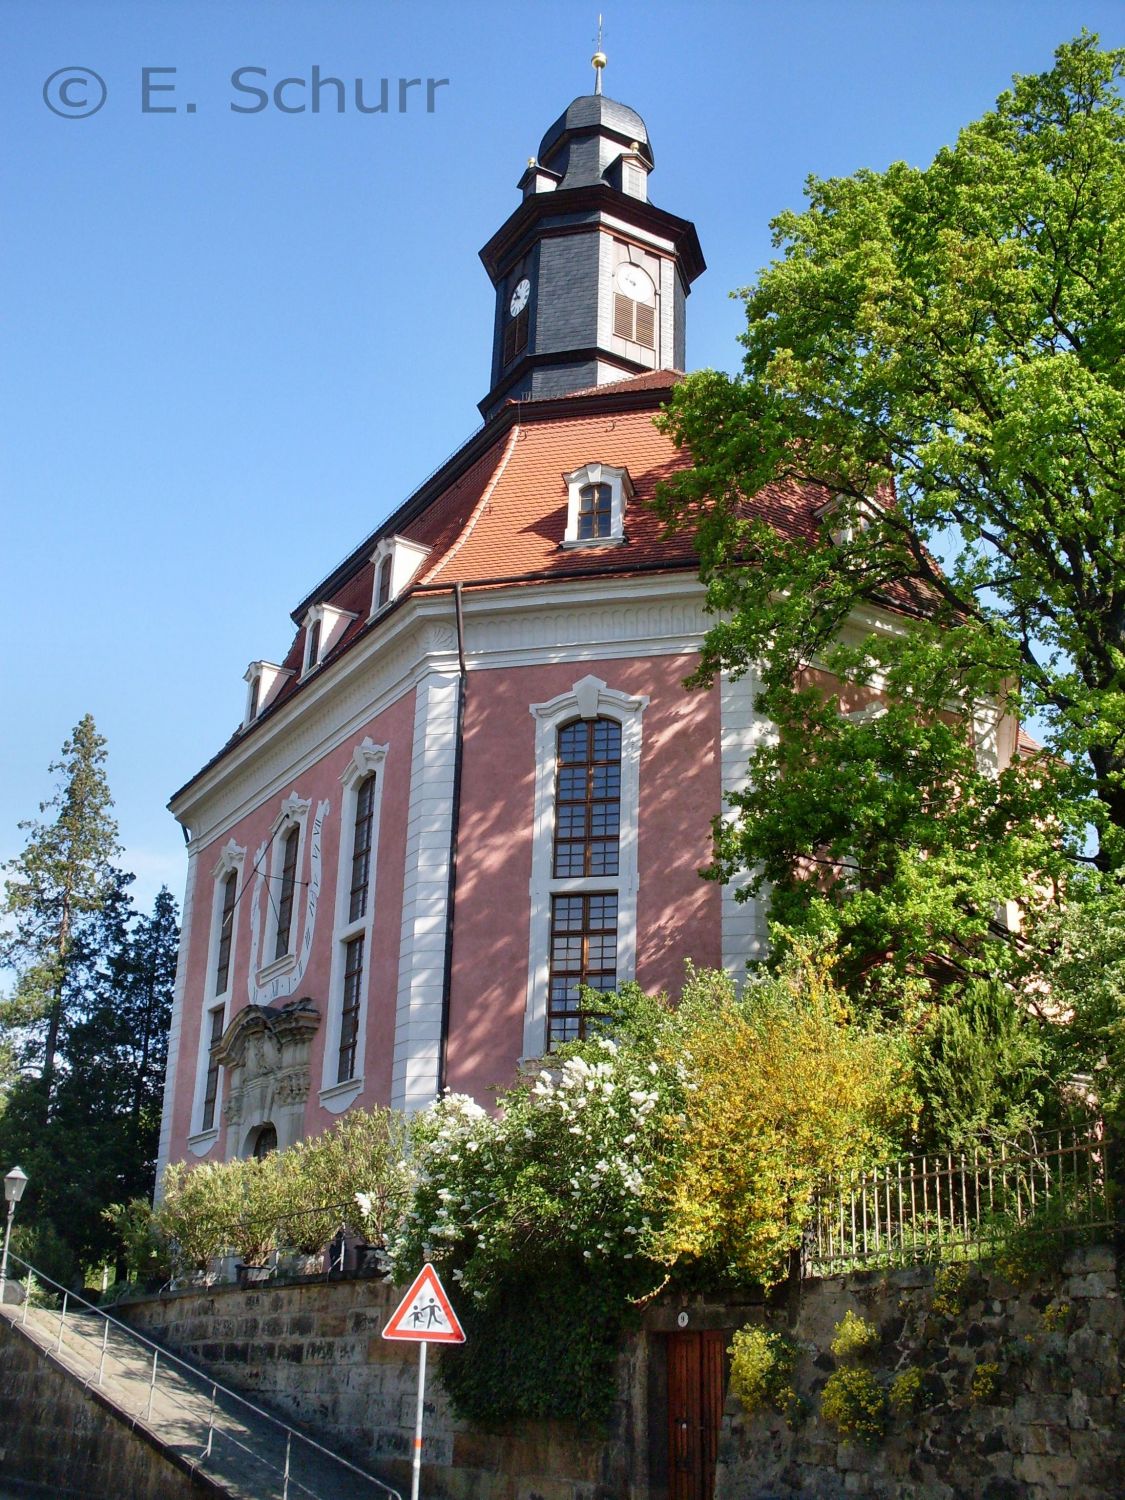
[170,377,929,803]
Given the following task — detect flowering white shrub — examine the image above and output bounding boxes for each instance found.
[391,1025,684,1306]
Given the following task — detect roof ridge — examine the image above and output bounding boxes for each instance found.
[419,422,522,585]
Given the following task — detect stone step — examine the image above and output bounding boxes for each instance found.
[3,1302,398,1500]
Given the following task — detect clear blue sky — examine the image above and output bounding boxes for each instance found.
[3,0,1121,919]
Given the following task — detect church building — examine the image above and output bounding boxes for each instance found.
[156,77,866,1174]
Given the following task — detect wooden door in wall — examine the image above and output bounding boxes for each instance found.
[667,1329,726,1500]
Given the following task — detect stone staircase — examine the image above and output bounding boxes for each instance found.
[0,1292,401,1500]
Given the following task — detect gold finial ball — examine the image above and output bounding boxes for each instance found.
[527,157,538,167]
[591,50,607,70]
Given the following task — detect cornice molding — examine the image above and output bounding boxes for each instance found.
[173,576,710,849]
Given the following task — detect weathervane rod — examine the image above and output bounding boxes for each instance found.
[592,14,606,95]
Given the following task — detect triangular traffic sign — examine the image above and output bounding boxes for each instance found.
[382,1262,466,1343]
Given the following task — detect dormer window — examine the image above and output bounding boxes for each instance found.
[817,494,880,548]
[369,535,432,616]
[578,483,612,540]
[563,463,633,548]
[304,618,321,674]
[300,603,358,677]
[242,661,293,728]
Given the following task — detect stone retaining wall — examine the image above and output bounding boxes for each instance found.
[118,1244,1125,1500]
[713,1243,1124,1498]
[120,1276,645,1500]
[0,1313,220,1498]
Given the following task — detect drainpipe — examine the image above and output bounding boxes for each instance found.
[438,583,467,1092]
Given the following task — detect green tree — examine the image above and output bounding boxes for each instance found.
[913,981,1061,1153]
[0,721,179,1278]
[0,882,179,1276]
[1032,873,1125,1129]
[656,35,1125,985]
[1,715,121,1111]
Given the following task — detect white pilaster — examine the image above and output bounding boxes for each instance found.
[153,844,198,1200]
[391,671,460,1112]
[719,668,772,981]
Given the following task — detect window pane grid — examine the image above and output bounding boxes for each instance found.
[577,483,613,540]
[214,872,237,996]
[552,718,622,879]
[548,893,618,1045]
[338,935,364,1084]
[274,826,299,960]
[201,1007,225,1132]
[349,774,376,924]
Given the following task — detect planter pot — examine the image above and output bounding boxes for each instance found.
[236,1263,273,1288]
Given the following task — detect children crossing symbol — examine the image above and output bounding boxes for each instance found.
[382,1263,466,1500]
[382,1262,466,1344]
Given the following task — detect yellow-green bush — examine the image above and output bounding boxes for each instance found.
[888,1366,924,1417]
[831,1309,879,1360]
[969,1361,1000,1404]
[728,1325,797,1417]
[820,1366,887,1442]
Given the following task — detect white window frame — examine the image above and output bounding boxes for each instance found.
[258,793,311,982]
[188,839,246,1154]
[242,661,293,728]
[300,604,358,678]
[369,535,432,617]
[320,738,388,1112]
[816,494,880,548]
[561,463,633,548]
[523,675,647,1060]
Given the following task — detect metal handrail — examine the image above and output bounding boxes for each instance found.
[5,1251,402,1500]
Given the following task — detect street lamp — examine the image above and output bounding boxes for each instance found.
[0,1166,28,1301]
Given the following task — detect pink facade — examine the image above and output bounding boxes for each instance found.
[157,84,786,1176]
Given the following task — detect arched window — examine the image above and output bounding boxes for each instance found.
[200,1006,225,1133]
[376,555,393,610]
[214,870,238,996]
[322,739,388,1109]
[304,617,322,673]
[553,718,621,877]
[274,824,300,961]
[577,483,613,541]
[547,716,623,1044]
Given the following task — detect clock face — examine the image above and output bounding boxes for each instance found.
[616,263,654,302]
[509,278,531,317]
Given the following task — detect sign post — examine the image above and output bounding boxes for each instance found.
[382,1263,466,1500]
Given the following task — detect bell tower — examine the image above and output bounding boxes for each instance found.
[478,59,705,420]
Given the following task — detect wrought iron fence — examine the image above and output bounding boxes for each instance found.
[802,1128,1114,1278]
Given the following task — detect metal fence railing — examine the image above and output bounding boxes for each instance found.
[3,1252,402,1500]
[802,1129,1114,1278]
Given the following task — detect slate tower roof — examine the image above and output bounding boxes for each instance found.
[478,91,704,419]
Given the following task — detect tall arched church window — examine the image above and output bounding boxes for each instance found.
[553,718,621,877]
[525,677,647,1060]
[321,738,388,1112]
[547,716,622,1044]
[274,825,300,961]
[214,871,238,996]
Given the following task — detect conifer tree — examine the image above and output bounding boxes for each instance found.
[0,714,121,1114]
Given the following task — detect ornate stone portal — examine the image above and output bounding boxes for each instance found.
[214,998,320,1156]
